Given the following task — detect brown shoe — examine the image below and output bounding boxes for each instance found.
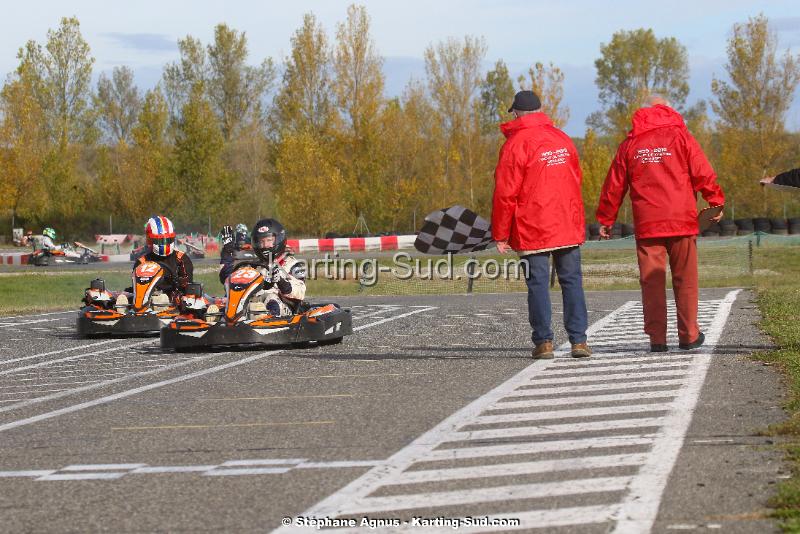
[532,341,554,359]
[571,342,592,358]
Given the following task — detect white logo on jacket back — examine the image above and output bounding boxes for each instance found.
[634,147,672,164]
[539,147,570,167]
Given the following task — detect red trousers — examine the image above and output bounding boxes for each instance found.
[635,236,699,345]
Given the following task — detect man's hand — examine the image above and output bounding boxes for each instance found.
[220,225,234,246]
[599,225,612,240]
[760,176,776,187]
[710,208,724,223]
[496,240,511,254]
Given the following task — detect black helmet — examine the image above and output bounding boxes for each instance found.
[251,218,286,262]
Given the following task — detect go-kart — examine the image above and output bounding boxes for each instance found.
[76,261,185,336]
[160,263,352,351]
[30,242,102,266]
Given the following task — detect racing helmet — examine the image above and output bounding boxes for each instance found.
[235,223,249,244]
[251,218,286,262]
[42,227,56,240]
[144,216,176,257]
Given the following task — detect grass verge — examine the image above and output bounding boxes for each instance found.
[751,247,800,531]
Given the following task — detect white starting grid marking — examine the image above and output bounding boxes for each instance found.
[272,290,740,534]
[0,459,383,481]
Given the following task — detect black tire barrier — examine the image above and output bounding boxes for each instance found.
[770,218,788,235]
[324,232,340,239]
[734,218,754,231]
[789,224,800,235]
[588,223,601,236]
[621,223,635,237]
[753,217,771,233]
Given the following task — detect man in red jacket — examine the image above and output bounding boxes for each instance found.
[596,96,725,352]
[493,90,591,359]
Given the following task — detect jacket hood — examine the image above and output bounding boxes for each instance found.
[500,112,553,138]
[630,105,685,136]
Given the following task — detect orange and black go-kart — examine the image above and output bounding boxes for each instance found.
[30,242,102,266]
[77,260,194,336]
[160,262,352,352]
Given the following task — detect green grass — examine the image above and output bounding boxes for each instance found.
[749,247,800,531]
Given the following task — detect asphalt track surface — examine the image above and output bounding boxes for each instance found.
[0,289,786,533]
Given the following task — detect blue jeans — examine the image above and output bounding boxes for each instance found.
[520,246,588,345]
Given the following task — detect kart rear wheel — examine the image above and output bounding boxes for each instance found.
[318,337,343,346]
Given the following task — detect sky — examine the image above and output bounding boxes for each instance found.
[2,0,799,136]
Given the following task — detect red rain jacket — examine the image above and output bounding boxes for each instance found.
[491,113,585,251]
[596,105,725,239]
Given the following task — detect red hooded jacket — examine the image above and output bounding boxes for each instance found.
[492,113,585,251]
[596,105,724,239]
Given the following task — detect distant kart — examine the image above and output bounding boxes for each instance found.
[77,261,184,336]
[160,262,352,351]
[29,242,102,266]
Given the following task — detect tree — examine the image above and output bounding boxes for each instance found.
[0,68,49,227]
[424,36,488,207]
[332,4,386,225]
[480,59,515,132]
[711,14,800,216]
[518,62,570,128]
[163,26,275,141]
[95,66,142,144]
[170,87,235,228]
[589,28,689,141]
[207,24,275,141]
[17,16,95,146]
[162,35,206,125]
[274,131,349,235]
[578,128,613,222]
[273,13,335,136]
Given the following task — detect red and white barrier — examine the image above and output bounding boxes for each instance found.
[0,253,29,265]
[0,235,419,266]
[286,235,416,254]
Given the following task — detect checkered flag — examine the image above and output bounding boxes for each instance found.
[414,206,494,254]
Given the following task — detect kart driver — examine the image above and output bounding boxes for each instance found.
[40,227,59,250]
[134,215,194,302]
[219,218,306,317]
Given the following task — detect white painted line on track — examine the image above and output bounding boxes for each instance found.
[0,306,437,433]
[502,379,686,396]
[394,453,650,485]
[0,317,67,329]
[0,339,154,376]
[38,473,125,481]
[336,476,633,516]
[611,289,741,534]
[0,338,130,366]
[204,467,292,476]
[62,463,146,471]
[272,290,740,534]
[475,404,671,424]
[0,310,75,321]
[0,458,385,481]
